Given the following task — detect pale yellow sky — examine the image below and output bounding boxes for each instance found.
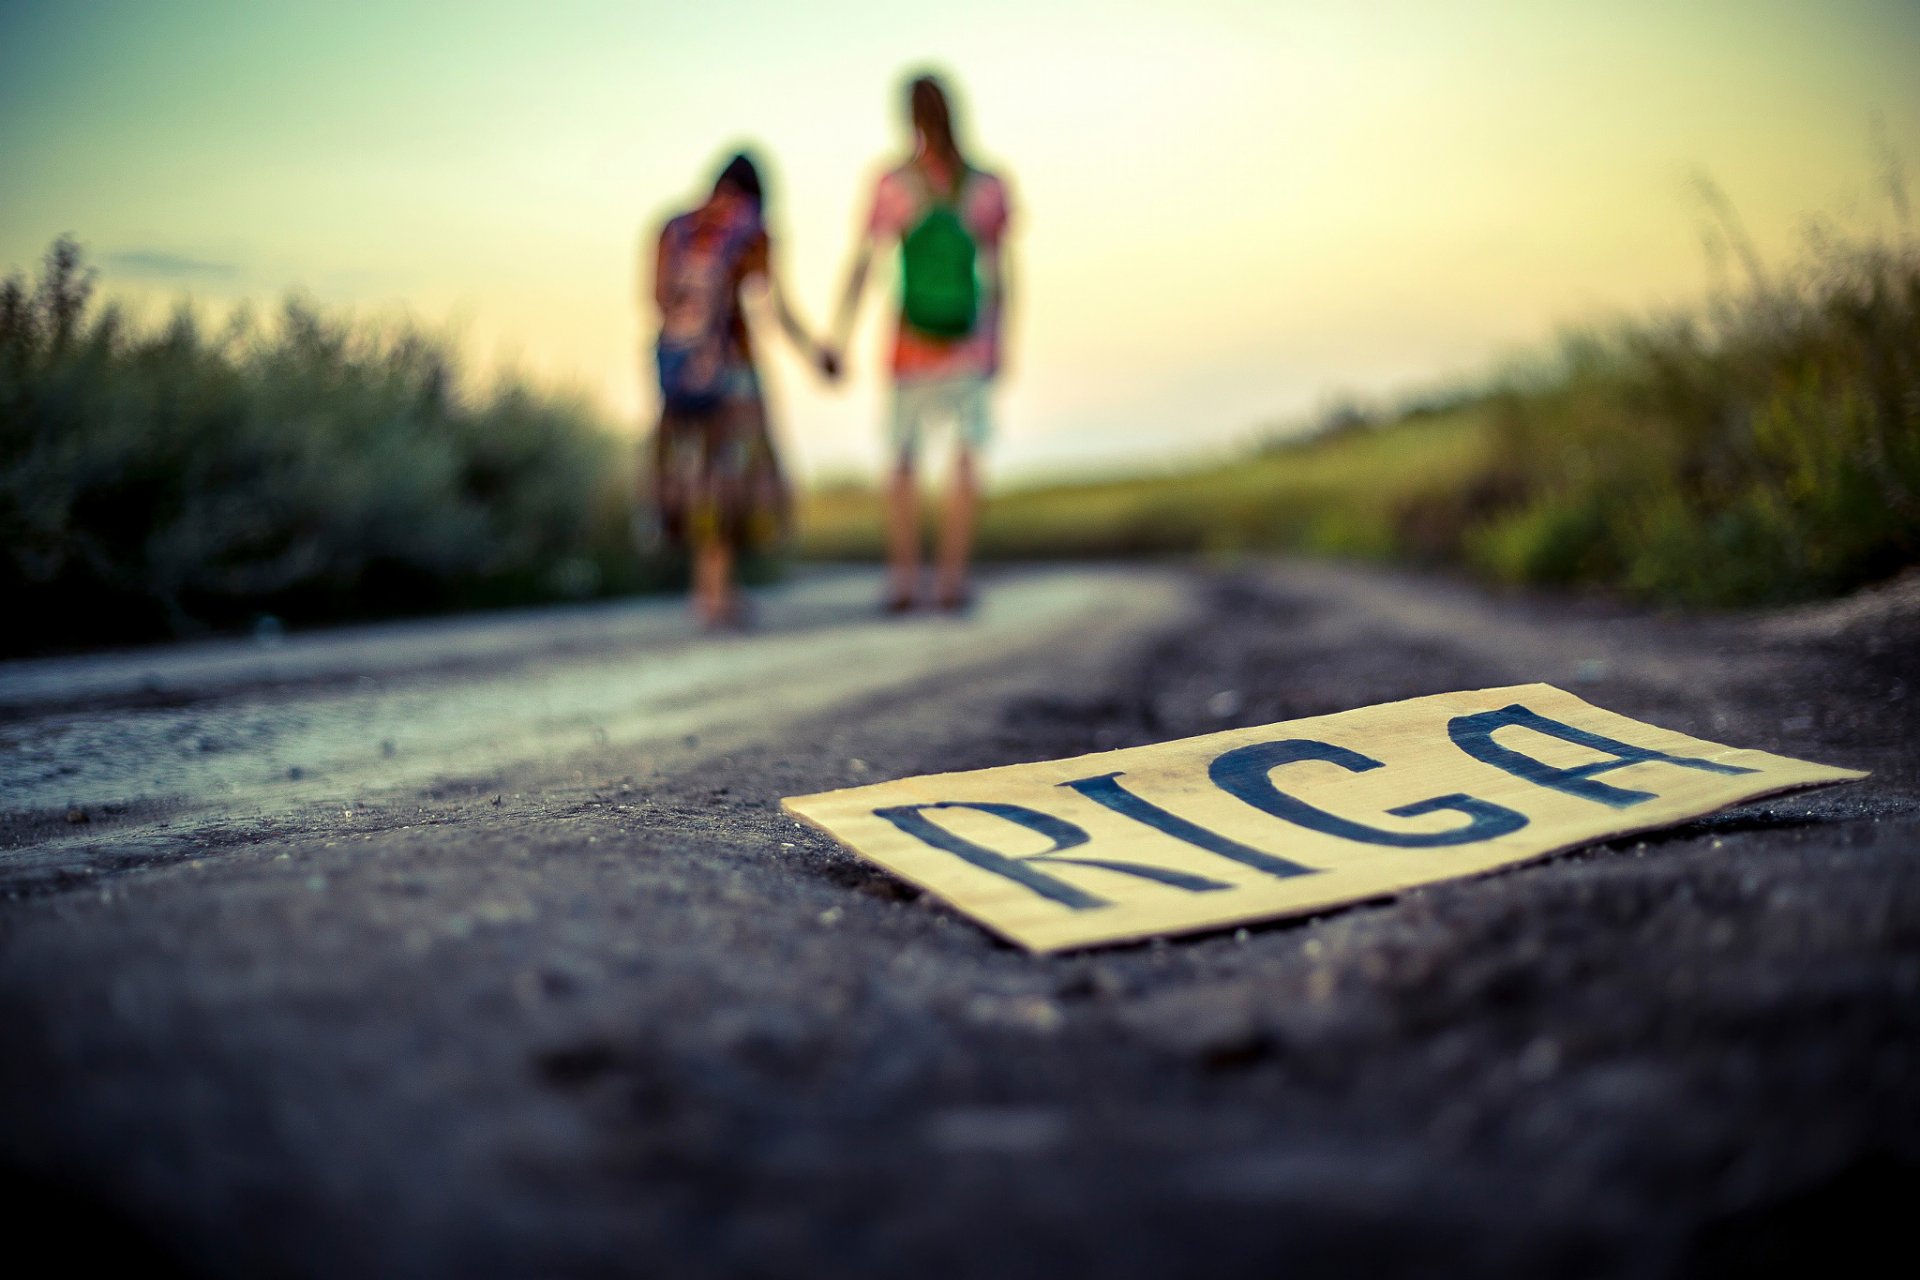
[2,0,1915,481]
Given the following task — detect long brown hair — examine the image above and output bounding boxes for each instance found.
[909,74,965,181]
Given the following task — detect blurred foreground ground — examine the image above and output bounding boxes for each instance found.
[1,561,1916,1277]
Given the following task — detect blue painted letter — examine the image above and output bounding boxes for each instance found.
[1447,704,1755,808]
[872,801,1233,911]
[1063,771,1318,880]
[1209,740,1529,846]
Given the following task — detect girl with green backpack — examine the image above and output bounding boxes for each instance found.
[830,73,1013,613]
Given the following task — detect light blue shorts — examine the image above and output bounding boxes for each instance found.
[890,375,992,459]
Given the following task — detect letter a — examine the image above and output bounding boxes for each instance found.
[1448,703,1755,809]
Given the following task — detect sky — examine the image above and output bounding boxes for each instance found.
[3,0,1916,483]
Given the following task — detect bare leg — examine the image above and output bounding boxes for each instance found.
[693,537,735,627]
[934,448,979,609]
[885,454,920,609]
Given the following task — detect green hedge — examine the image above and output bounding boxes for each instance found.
[2,238,662,653]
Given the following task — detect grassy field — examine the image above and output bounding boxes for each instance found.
[801,231,1919,607]
[800,403,1495,566]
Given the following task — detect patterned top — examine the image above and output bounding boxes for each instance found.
[647,196,788,552]
[865,157,1011,383]
[656,196,772,380]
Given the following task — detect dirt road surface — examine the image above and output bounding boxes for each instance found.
[2,561,1916,1277]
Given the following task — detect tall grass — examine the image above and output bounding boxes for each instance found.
[800,230,1919,607]
[1460,230,1920,603]
[1,238,653,653]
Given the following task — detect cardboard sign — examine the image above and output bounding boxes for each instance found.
[783,684,1866,952]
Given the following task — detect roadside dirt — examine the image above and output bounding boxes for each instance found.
[1,561,1915,1278]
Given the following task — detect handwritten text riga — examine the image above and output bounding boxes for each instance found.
[868,702,1754,912]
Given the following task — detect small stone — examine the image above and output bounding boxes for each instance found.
[925,1106,1066,1154]
[819,906,844,927]
[475,899,531,925]
[512,972,544,1007]
[1518,1037,1561,1082]
[1011,997,1064,1033]
[1116,985,1260,1060]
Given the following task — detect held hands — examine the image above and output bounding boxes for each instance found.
[816,343,843,382]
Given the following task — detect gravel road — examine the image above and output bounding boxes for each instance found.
[2,560,1915,1278]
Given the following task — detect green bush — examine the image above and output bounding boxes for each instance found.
[1,238,658,653]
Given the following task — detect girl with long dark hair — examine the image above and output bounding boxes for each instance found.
[831,74,1014,613]
[648,152,835,627]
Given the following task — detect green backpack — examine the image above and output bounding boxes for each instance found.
[900,170,979,339]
